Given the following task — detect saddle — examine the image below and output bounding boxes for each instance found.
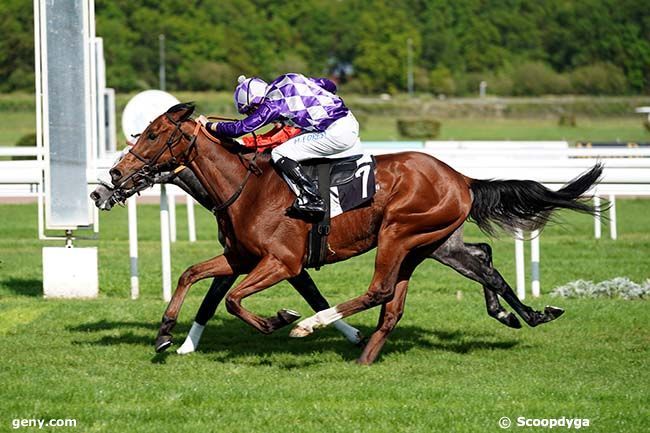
[301,153,377,269]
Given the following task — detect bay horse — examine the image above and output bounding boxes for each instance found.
[133,158,538,353]
[104,103,601,364]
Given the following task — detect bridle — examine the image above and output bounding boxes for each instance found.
[113,113,262,214]
[127,112,199,179]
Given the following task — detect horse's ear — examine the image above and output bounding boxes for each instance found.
[167,102,195,121]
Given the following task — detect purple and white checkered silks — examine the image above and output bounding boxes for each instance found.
[234,75,268,114]
[264,73,349,132]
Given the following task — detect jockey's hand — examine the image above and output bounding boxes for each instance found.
[196,115,209,126]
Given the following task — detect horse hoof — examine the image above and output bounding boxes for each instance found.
[544,305,565,321]
[277,308,301,324]
[289,325,312,338]
[155,335,173,353]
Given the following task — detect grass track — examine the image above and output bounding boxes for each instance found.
[0,199,649,432]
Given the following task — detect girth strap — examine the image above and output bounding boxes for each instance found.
[306,162,331,269]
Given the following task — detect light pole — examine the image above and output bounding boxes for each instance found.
[159,34,166,91]
[407,37,414,96]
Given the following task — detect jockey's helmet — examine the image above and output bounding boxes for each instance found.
[234,75,268,114]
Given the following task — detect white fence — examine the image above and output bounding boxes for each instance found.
[2,141,650,300]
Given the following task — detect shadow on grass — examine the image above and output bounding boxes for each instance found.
[1,278,42,297]
[67,317,520,367]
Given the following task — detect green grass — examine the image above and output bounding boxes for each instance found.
[0,200,649,432]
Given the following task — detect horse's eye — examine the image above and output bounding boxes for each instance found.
[148,132,157,140]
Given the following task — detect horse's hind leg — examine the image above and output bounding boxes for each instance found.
[467,243,522,327]
[357,254,423,365]
[432,229,563,327]
[481,286,521,329]
[290,241,409,338]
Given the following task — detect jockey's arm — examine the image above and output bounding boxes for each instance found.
[211,103,279,137]
[241,124,302,150]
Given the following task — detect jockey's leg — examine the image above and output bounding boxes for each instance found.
[271,112,362,217]
[273,155,326,217]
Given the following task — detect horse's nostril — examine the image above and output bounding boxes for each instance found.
[109,168,122,183]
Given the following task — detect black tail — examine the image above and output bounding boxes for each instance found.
[468,164,604,237]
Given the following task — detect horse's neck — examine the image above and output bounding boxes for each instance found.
[188,134,249,208]
[188,131,289,223]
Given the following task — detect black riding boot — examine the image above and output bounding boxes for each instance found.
[274,157,326,217]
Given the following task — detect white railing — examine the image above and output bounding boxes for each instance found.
[2,142,649,300]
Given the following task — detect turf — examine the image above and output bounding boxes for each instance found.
[0,199,648,432]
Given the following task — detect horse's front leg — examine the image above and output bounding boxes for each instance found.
[176,275,239,355]
[156,255,238,352]
[224,254,299,334]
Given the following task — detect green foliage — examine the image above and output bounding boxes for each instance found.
[12,132,36,160]
[15,132,35,147]
[510,62,572,96]
[178,61,236,91]
[1,0,649,94]
[570,63,629,95]
[558,113,577,127]
[396,117,441,139]
[429,67,456,96]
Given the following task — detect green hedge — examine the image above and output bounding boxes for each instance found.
[396,118,441,139]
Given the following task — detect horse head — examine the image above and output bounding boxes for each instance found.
[91,103,197,209]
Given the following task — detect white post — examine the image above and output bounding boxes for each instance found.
[608,195,617,240]
[187,195,196,242]
[593,196,602,239]
[515,229,525,300]
[160,185,172,302]
[168,190,177,242]
[127,196,139,299]
[531,230,540,298]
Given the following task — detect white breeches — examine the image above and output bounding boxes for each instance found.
[271,112,363,163]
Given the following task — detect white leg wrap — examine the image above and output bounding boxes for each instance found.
[176,322,205,355]
[295,307,342,333]
[332,320,362,344]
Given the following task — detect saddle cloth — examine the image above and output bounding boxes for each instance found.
[301,153,376,218]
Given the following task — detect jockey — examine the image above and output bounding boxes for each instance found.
[201,73,363,218]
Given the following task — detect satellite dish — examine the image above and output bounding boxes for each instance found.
[121,90,180,144]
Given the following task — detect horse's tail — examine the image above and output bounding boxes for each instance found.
[468,164,604,237]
